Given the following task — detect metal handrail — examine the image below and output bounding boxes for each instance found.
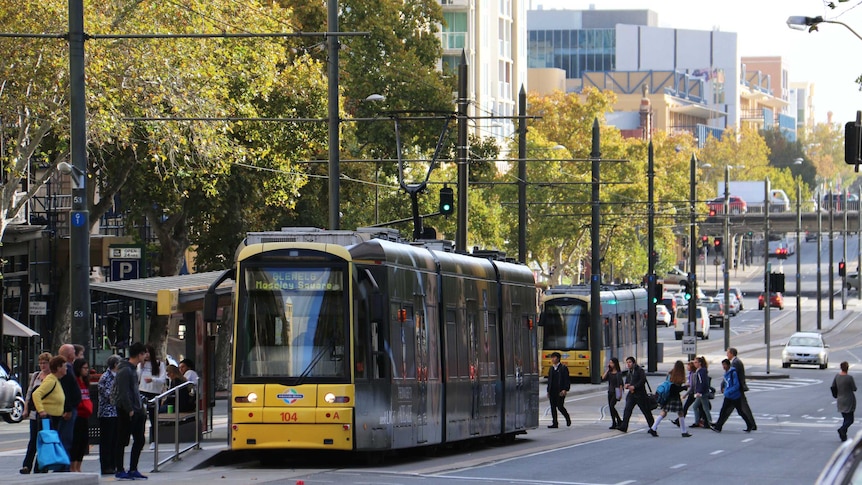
[147,380,200,471]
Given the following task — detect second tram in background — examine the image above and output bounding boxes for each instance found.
[538,285,648,381]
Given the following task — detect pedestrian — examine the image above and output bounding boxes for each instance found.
[618,356,655,433]
[602,357,624,429]
[546,352,571,428]
[831,361,857,442]
[57,344,82,469]
[161,365,194,413]
[70,358,93,472]
[689,356,714,429]
[20,352,52,474]
[727,347,757,431]
[179,358,199,386]
[114,342,149,481]
[649,360,691,438]
[32,356,68,435]
[139,343,167,450]
[673,361,697,428]
[98,355,122,476]
[712,358,753,432]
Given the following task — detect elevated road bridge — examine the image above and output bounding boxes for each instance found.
[700,211,860,235]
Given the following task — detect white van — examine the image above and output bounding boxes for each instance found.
[674,306,709,340]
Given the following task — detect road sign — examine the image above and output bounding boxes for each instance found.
[111,259,140,281]
[110,247,142,259]
[682,336,697,354]
[29,301,47,316]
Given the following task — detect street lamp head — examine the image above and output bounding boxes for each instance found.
[794,158,804,165]
[57,161,73,175]
[364,94,385,102]
[786,15,823,30]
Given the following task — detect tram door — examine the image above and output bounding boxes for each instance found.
[512,309,528,429]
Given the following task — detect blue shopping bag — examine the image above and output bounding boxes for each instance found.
[36,419,70,471]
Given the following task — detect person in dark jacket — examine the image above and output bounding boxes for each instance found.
[727,347,757,431]
[602,357,624,429]
[832,361,857,441]
[57,344,82,470]
[618,356,655,432]
[712,358,752,432]
[689,356,714,428]
[114,342,149,481]
[98,354,122,476]
[546,352,571,428]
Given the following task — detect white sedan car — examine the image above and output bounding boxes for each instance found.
[655,304,672,327]
[782,332,829,369]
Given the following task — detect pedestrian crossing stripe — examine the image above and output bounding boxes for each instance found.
[746,378,821,392]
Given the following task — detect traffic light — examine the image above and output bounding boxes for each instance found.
[652,282,663,304]
[714,237,722,254]
[845,121,862,166]
[701,235,708,248]
[681,280,692,301]
[709,209,716,217]
[839,261,847,277]
[439,186,454,216]
[769,272,786,293]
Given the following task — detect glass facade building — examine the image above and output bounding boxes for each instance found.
[528,28,615,80]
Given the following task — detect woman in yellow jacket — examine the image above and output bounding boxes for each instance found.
[32,356,67,431]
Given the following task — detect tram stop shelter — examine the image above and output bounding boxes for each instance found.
[90,271,234,433]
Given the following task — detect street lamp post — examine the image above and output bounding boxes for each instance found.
[723,165,731,351]
[787,15,862,41]
[796,181,802,332]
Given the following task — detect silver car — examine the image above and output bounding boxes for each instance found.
[782,332,829,369]
[0,363,24,423]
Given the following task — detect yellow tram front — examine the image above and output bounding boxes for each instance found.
[229,243,356,451]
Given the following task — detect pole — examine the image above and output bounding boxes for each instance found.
[647,142,657,372]
[830,182,835,319]
[517,86,527,264]
[723,166,730,350]
[796,182,802,332]
[858,187,861,301]
[843,198,848,310]
[764,178,770,374]
[327,0,340,229]
[688,154,697,362]
[456,51,468,253]
[69,0,91,354]
[589,118,602,385]
[817,197,823,329]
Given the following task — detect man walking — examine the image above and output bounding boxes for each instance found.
[114,342,149,480]
[712,358,752,432]
[546,352,571,428]
[618,356,654,432]
[57,344,82,467]
[727,347,757,431]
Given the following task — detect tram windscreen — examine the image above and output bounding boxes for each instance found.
[540,300,590,351]
[235,267,348,381]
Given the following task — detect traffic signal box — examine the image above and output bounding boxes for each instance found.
[845,121,862,166]
[439,187,454,216]
[769,272,785,293]
[680,280,693,301]
[714,237,722,255]
[839,261,847,277]
[701,235,708,248]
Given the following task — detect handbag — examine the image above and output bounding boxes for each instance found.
[645,380,659,410]
[36,419,70,471]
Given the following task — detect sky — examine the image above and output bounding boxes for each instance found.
[530,0,862,125]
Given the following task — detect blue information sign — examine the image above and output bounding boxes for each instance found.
[71,212,86,227]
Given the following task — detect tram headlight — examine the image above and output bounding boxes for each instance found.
[324,392,350,404]
[235,392,258,404]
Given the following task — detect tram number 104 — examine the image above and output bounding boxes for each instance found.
[280,412,298,422]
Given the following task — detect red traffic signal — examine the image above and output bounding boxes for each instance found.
[839,261,847,277]
[714,239,721,247]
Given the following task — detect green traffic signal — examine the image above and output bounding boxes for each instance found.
[439,187,454,215]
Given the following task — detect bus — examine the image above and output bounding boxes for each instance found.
[538,285,648,381]
[204,227,539,456]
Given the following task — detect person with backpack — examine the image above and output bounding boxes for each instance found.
[114,342,148,480]
[546,352,571,428]
[618,356,654,433]
[648,360,691,438]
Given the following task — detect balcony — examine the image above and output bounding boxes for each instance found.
[441,31,467,50]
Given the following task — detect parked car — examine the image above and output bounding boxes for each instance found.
[655,304,672,327]
[758,292,784,310]
[707,195,748,215]
[805,231,819,242]
[704,300,729,328]
[0,362,24,424]
[847,271,860,291]
[781,332,829,369]
[674,306,709,340]
[715,292,740,316]
[663,267,687,285]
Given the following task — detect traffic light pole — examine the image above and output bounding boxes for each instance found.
[647,142,657,372]
[764,179,771,374]
[687,154,698,362]
[723,166,730,351]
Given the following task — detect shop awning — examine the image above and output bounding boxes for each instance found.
[3,314,39,337]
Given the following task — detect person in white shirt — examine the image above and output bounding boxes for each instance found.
[138,344,167,449]
[179,359,199,386]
